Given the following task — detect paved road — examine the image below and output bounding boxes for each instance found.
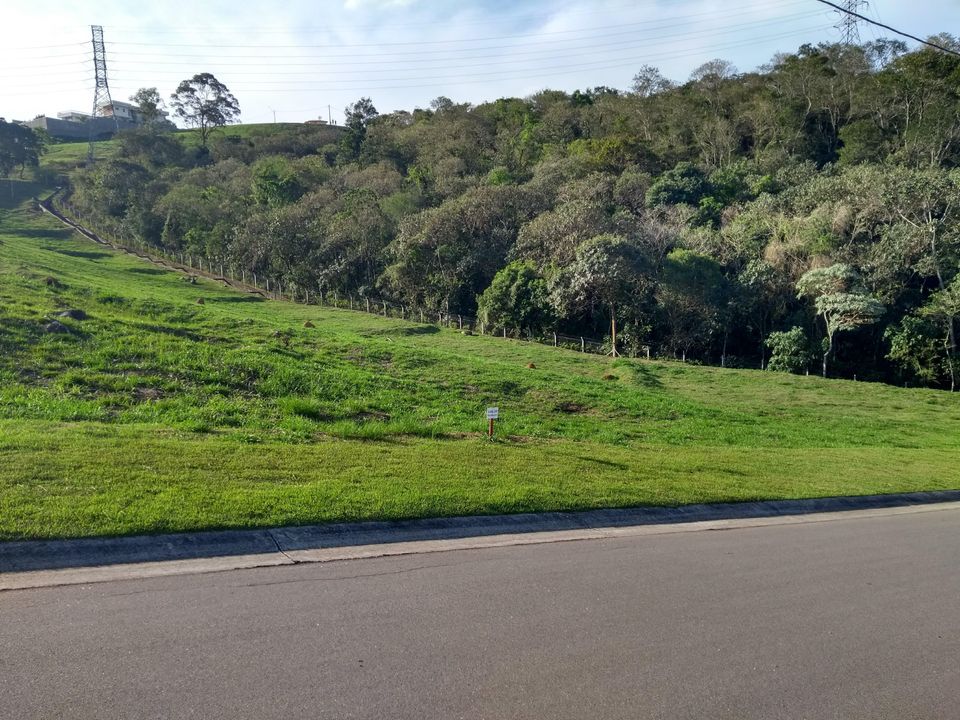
[2,508,958,719]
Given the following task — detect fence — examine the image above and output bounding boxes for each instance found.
[48,193,638,358]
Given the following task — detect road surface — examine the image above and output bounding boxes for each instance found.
[2,507,958,719]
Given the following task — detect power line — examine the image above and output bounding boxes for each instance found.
[107,25,834,95]
[107,5,815,50]
[105,11,822,75]
[108,24,832,84]
[814,0,960,56]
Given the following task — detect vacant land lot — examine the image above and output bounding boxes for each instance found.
[1,188,958,539]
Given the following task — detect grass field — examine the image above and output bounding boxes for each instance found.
[41,122,337,173]
[1,184,959,540]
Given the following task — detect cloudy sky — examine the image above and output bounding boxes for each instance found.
[3,0,959,125]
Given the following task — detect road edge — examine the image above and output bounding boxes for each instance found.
[3,490,960,591]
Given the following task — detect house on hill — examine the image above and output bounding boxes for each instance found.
[24,100,161,141]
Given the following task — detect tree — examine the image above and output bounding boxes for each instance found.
[920,277,960,391]
[766,327,812,374]
[657,249,729,362]
[631,65,674,97]
[169,73,240,148]
[477,262,553,336]
[341,97,379,160]
[251,156,304,207]
[796,264,884,378]
[129,88,166,124]
[554,235,651,357]
[645,162,709,208]
[0,120,45,178]
[885,315,951,388]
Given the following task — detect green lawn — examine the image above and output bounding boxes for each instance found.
[1,190,958,540]
[41,122,338,173]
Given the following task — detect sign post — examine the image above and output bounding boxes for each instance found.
[486,407,499,439]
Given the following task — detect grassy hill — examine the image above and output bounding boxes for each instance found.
[1,188,959,540]
[42,122,338,172]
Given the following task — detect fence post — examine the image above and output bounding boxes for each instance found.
[503,327,507,338]
[383,302,387,317]
[366,298,371,313]
[480,321,485,334]
[581,337,585,353]
[553,332,557,347]
[458,315,462,330]
[419,309,424,323]
[266,278,270,292]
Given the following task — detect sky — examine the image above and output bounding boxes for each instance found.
[3,0,959,126]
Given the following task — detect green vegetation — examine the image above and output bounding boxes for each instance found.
[51,38,960,390]
[6,39,960,541]
[1,196,958,540]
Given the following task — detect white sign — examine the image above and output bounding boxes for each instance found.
[486,407,499,420]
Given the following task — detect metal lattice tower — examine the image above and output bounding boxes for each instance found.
[837,0,869,45]
[88,25,118,164]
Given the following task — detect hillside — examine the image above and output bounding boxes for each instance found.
[1,190,958,540]
[41,122,327,172]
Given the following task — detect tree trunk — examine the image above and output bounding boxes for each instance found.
[823,333,832,379]
[609,304,619,358]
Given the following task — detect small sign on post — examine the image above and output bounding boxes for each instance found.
[486,407,499,438]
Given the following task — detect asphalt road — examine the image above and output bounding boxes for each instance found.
[2,508,958,719]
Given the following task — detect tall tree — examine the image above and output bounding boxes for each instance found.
[129,88,166,124]
[170,73,240,148]
[341,97,379,160]
[555,234,651,357]
[0,120,45,178]
[797,264,884,378]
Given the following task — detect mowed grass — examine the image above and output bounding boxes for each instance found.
[1,193,959,539]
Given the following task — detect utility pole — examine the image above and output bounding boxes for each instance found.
[88,25,118,165]
[268,106,277,123]
[837,0,868,45]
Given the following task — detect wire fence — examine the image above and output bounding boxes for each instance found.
[47,193,647,358]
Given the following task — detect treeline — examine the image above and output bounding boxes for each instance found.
[67,38,960,389]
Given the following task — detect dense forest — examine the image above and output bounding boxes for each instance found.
[62,38,960,389]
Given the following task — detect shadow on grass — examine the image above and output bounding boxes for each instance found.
[621,361,664,390]
[212,295,266,303]
[363,325,441,337]
[51,248,112,261]
[576,456,629,470]
[127,267,168,276]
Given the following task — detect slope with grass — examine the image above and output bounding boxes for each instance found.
[1,191,958,540]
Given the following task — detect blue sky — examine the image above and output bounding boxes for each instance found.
[4,0,960,125]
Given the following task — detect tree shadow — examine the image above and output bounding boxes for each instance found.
[127,267,168,276]
[622,361,664,389]
[212,295,265,303]
[51,248,112,261]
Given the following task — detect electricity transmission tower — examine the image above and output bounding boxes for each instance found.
[836,0,869,45]
[88,25,119,164]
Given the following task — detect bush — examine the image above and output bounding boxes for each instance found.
[766,327,812,374]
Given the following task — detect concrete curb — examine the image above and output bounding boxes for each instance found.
[3,490,960,591]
